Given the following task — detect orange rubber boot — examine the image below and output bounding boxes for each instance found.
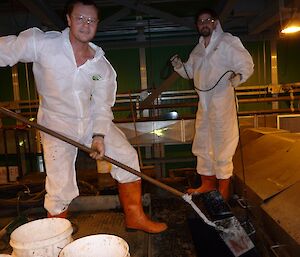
[118,180,167,233]
[187,175,217,194]
[47,209,68,218]
[218,178,231,201]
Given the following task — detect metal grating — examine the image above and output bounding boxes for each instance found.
[70,211,150,257]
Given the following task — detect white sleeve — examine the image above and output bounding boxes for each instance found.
[91,58,117,136]
[174,61,193,79]
[174,53,195,79]
[174,43,204,79]
[225,37,254,83]
[0,27,44,67]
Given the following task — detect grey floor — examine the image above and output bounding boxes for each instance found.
[0,170,265,257]
[0,191,197,257]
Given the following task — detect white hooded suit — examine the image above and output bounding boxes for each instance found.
[174,23,254,179]
[0,28,140,215]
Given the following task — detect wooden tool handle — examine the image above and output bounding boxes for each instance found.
[0,107,184,197]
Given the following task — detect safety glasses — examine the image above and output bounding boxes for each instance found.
[197,18,215,25]
[71,15,99,25]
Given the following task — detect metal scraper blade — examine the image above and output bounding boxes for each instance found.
[215,216,255,257]
[198,190,255,256]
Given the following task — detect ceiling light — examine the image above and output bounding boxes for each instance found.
[280,4,300,34]
[281,21,300,34]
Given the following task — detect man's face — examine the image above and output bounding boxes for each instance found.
[196,13,217,37]
[67,3,99,43]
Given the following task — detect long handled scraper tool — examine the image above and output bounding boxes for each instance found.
[0,107,254,256]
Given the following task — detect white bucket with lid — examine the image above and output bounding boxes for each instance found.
[59,234,130,257]
[10,218,73,257]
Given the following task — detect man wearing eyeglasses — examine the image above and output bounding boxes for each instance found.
[0,0,167,233]
[171,8,254,201]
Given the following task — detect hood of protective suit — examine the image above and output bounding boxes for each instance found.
[198,21,224,54]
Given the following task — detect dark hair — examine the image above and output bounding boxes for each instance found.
[65,0,100,18]
[195,8,218,24]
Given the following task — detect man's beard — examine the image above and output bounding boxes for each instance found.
[199,27,212,37]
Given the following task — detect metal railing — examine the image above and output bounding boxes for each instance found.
[1,82,300,122]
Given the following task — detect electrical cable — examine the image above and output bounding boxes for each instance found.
[25,63,33,119]
[170,55,236,92]
[0,179,101,208]
[0,190,45,208]
[233,90,257,238]
[233,92,247,199]
[129,91,144,169]
[188,68,235,92]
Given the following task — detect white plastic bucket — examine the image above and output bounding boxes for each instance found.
[59,234,130,257]
[10,218,73,257]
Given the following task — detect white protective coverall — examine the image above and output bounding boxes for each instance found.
[0,28,140,215]
[174,23,254,179]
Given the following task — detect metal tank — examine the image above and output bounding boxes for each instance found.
[233,127,300,257]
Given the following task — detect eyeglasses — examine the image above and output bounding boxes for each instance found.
[197,18,215,25]
[71,15,99,25]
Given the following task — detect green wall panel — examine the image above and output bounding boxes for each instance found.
[277,36,300,84]
[244,41,271,85]
[105,48,141,93]
[145,45,194,91]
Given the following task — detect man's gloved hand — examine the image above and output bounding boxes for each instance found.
[229,72,242,87]
[170,54,183,69]
[90,135,105,160]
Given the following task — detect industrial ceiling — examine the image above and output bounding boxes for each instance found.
[0,0,299,49]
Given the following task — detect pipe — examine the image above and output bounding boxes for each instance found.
[3,95,300,112]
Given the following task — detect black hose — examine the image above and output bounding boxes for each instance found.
[170,55,236,92]
[0,179,100,208]
[0,190,45,207]
[182,63,235,92]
